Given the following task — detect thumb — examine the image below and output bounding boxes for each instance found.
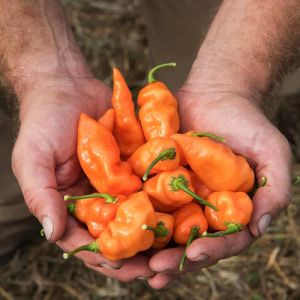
[12,131,67,242]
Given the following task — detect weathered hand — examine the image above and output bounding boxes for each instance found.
[147,88,292,289]
[12,76,154,278]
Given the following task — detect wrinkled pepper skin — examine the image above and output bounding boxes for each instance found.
[138,80,180,141]
[112,68,145,158]
[171,134,255,192]
[128,137,180,177]
[86,195,127,238]
[152,212,174,250]
[98,191,157,260]
[189,170,214,200]
[173,203,208,245]
[205,191,253,231]
[143,166,194,212]
[77,113,142,196]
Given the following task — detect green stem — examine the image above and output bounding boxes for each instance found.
[141,221,169,237]
[170,175,218,211]
[143,148,176,181]
[40,229,45,237]
[293,176,300,185]
[64,193,116,204]
[202,223,243,237]
[66,203,76,214]
[190,131,226,143]
[63,241,99,259]
[248,176,267,198]
[179,226,200,272]
[147,62,176,83]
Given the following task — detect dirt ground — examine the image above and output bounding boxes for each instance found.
[0,1,300,299]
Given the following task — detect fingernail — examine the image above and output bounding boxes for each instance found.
[100,263,120,270]
[190,253,208,262]
[42,216,53,240]
[258,214,272,236]
[137,277,148,280]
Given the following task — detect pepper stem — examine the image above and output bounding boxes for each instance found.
[189,131,226,143]
[143,148,176,181]
[293,176,300,185]
[64,193,117,204]
[141,221,169,237]
[202,223,243,237]
[170,175,218,211]
[249,176,267,197]
[179,226,200,272]
[63,241,99,259]
[147,62,176,83]
[67,203,76,214]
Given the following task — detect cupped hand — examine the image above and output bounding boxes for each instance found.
[11,76,154,279]
[147,88,292,289]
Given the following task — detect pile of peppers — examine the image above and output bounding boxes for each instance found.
[63,63,260,271]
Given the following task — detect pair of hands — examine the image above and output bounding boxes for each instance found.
[12,74,292,289]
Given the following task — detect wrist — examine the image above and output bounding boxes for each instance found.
[183,50,272,106]
[5,50,93,102]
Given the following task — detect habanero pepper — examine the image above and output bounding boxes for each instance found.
[64,193,127,238]
[142,212,174,249]
[63,191,157,261]
[127,137,180,180]
[204,191,253,231]
[143,166,217,212]
[77,113,142,196]
[171,132,255,193]
[172,203,208,245]
[138,63,180,141]
[111,68,145,158]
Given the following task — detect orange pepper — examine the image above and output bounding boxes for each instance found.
[65,193,127,238]
[127,137,180,180]
[77,113,142,196]
[171,132,255,192]
[172,203,208,245]
[204,191,253,231]
[142,212,174,249]
[98,108,115,131]
[143,166,217,212]
[63,191,157,261]
[111,68,145,158]
[138,63,180,141]
[189,170,214,200]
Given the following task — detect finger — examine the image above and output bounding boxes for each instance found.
[147,273,176,289]
[57,217,123,269]
[12,133,66,242]
[85,255,155,282]
[187,228,254,262]
[249,135,292,237]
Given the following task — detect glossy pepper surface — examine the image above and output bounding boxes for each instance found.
[173,203,208,245]
[189,170,214,200]
[138,63,180,141]
[65,193,127,238]
[171,134,255,192]
[205,191,253,231]
[127,137,180,178]
[142,212,174,250]
[111,68,145,158]
[64,191,157,261]
[77,113,142,196]
[98,108,115,131]
[143,166,194,212]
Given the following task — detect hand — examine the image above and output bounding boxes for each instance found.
[147,88,292,289]
[12,75,154,279]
